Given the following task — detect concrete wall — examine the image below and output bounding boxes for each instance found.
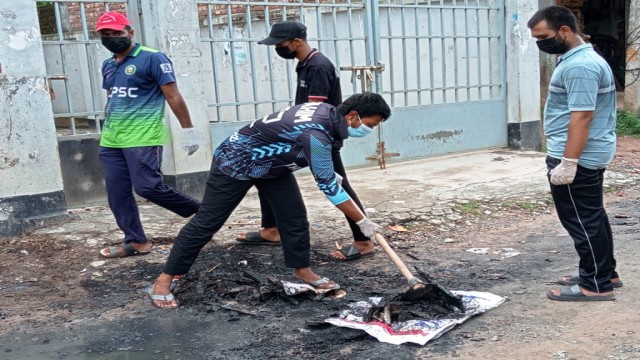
[624,0,640,112]
[505,0,542,151]
[138,0,213,200]
[0,0,68,236]
[57,137,106,206]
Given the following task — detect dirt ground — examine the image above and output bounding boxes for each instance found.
[1,137,639,360]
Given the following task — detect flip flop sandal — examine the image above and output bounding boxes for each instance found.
[235,231,281,246]
[557,274,624,288]
[147,288,179,309]
[327,243,376,262]
[546,284,615,302]
[170,276,183,292]
[101,242,151,258]
[300,277,340,291]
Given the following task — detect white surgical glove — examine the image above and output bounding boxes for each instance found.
[181,128,204,156]
[356,217,380,241]
[550,157,579,185]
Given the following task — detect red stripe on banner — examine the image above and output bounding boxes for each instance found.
[339,319,431,336]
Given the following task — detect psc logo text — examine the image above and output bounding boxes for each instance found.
[108,87,139,98]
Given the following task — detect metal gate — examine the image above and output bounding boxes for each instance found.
[199,0,507,167]
[197,0,375,149]
[38,0,144,138]
[374,0,506,162]
[37,0,507,206]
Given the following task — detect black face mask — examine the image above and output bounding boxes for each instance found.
[101,36,132,54]
[275,46,297,60]
[536,33,568,55]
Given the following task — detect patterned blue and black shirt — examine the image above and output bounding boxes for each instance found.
[214,102,350,205]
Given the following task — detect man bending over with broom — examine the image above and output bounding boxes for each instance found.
[148,93,391,308]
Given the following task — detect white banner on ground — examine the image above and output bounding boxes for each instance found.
[325,291,505,346]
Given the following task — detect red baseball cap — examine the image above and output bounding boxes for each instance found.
[95,12,130,32]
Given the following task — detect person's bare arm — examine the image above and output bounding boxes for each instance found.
[160,82,194,129]
[336,199,366,223]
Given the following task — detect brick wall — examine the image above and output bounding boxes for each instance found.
[37,2,127,36]
[66,2,127,32]
[197,0,321,20]
[37,1,332,36]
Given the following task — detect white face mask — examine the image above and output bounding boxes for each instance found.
[347,114,373,138]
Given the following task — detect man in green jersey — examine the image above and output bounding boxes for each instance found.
[95,12,202,258]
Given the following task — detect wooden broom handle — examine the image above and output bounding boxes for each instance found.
[375,233,417,284]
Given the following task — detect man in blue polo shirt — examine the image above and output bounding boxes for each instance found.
[242,21,376,262]
[528,6,620,301]
[95,12,202,258]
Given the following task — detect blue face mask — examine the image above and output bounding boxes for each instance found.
[347,114,373,138]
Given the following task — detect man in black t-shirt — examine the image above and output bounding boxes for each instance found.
[147,93,391,308]
[240,21,376,262]
[259,21,342,106]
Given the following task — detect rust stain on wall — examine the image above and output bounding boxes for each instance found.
[415,130,463,141]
